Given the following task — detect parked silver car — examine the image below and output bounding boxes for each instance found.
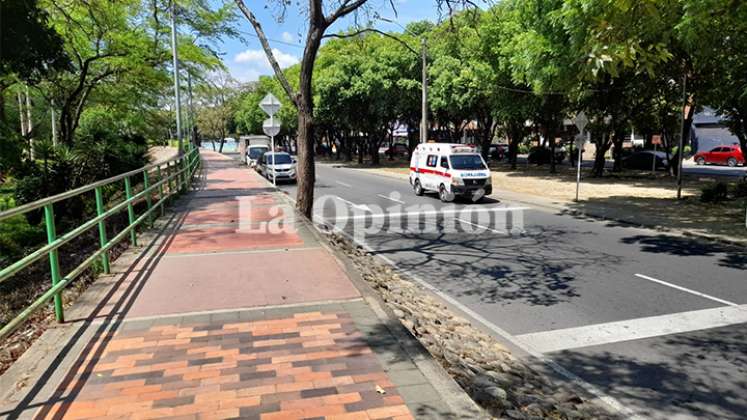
[257,152,297,183]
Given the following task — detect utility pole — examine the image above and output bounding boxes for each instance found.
[17,91,26,136]
[377,17,428,144]
[187,70,196,146]
[25,86,34,159]
[420,38,428,144]
[51,99,58,146]
[170,0,183,154]
[676,75,687,200]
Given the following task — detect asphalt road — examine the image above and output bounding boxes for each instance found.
[273,164,747,420]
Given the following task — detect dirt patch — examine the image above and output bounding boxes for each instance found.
[148,146,178,163]
[327,232,615,419]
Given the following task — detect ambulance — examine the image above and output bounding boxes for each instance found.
[409,143,492,202]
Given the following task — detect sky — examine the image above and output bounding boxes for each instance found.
[216,1,444,82]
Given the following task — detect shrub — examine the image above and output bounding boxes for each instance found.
[732,181,747,199]
[700,182,729,203]
[0,215,45,267]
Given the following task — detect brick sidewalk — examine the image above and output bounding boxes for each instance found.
[0,151,483,419]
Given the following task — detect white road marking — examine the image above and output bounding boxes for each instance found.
[335,180,352,187]
[516,305,747,354]
[326,206,528,222]
[334,196,371,212]
[635,273,738,307]
[456,218,509,234]
[376,194,405,204]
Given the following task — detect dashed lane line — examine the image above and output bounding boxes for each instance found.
[376,194,406,204]
[635,273,738,307]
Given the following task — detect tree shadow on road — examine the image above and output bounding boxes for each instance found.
[565,195,745,242]
[360,218,621,307]
[620,234,747,270]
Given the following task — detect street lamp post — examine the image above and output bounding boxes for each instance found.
[676,75,688,200]
[378,17,428,144]
[420,38,428,144]
[170,0,183,154]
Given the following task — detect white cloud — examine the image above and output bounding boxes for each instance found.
[231,48,299,82]
[234,48,298,68]
[281,32,294,43]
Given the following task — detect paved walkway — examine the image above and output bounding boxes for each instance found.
[0,152,482,420]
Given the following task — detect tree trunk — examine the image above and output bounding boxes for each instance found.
[548,125,557,173]
[592,133,612,177]
[292,25,323,218]
[611,129,624,172]
[357,136,364,164]
[478,116,493,162]
[737,114,747,161]
[508,120,523,170]
[370,137,380,166]
[295,106,315,215]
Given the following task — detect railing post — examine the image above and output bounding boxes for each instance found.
[156,165,165,216]
[166,161,173,198]
[124,176,138,247]
[143,169,153,225]
[43,204,64,322]
[94,187,111,274]
[182,155,189,191]
[175,158,183,194]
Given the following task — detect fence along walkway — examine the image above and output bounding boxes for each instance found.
[0,145,201,340]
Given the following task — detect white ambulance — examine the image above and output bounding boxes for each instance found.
[409,143,492,202]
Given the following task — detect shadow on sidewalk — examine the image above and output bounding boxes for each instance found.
[2,209,188,419]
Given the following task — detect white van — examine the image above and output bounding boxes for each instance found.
[409,143,492,202]
[246,144,270,167]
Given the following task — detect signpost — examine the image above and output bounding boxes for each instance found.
[260,93,282,186]
[573,112,589,202]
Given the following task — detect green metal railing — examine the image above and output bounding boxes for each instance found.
[0,145,201,340]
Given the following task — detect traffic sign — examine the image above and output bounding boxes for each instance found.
[259,93,281,117]
[262,118,280,137]
[574,111,589,133]
[574,133,585,148]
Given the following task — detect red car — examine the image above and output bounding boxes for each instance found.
[694,145,745,167]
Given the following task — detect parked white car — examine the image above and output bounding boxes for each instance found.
[409,143,491,202]
[257,152,297,183]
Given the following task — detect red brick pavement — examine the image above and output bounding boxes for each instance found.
[124,249,360,318]
[39,312,414,420]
